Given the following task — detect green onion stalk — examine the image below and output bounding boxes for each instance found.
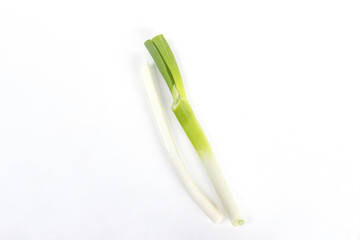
[144,34,244,226]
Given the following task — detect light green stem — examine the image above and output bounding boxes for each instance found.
[172,95,244,226]
[172,97,212,155]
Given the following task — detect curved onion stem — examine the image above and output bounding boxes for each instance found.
[141,61,223,223]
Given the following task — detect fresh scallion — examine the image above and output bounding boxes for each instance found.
[144,34,244,226]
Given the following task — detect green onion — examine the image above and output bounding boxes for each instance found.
[144,34,244,226]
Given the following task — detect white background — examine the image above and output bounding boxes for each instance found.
[1,0,360,239]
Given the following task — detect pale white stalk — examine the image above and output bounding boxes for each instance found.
[141,61,223,223]
[200,152,244,226]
